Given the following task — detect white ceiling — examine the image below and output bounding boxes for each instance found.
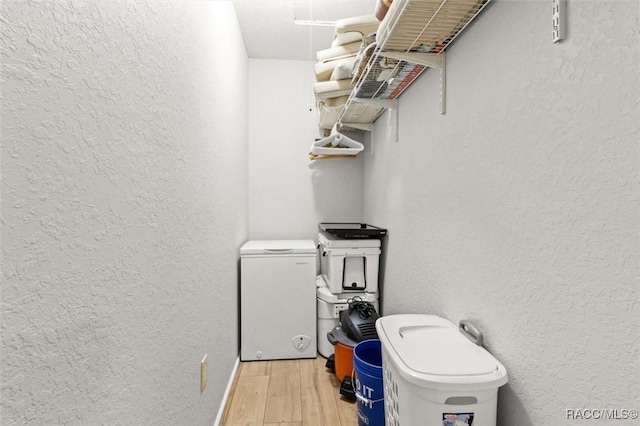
[232,0,377,60]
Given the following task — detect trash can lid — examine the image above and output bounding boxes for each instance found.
[241,240,316,255]
[376,315,508,389]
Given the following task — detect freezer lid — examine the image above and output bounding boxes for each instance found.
[378,315,500,377]
[241,240,317,255]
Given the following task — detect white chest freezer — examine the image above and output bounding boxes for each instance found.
[240,240,317,361]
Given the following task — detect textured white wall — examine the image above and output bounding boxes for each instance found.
[364,1,639,425]
[1,1,248,425]
[248,59,364,240]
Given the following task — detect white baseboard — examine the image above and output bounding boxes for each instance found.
[213,356,240,426]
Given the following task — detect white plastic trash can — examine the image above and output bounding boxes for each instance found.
[376,315,508,426]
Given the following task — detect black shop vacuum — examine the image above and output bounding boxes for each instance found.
[326,297,380,401]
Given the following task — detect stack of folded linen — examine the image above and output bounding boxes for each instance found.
[313,15,380,134]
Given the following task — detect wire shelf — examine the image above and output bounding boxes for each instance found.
[338,0,490,129]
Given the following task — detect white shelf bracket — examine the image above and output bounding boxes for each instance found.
[380,51,444,68]
[390,103,399,143]
[352,98,399,142]
[352,97,398,109]
[552,0,566,42]
[440,52,446,115]
[339,122,374,132]
[369,129,374,157]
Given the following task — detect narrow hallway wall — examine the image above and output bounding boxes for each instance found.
[364,1,639,424]
[248,59,364,241]
[1,2,248,424]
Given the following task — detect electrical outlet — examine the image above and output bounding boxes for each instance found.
[200,353,208,394]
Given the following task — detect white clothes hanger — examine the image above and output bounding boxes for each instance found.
[310,123,364,156]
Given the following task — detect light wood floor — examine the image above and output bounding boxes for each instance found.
[219,356,358,426]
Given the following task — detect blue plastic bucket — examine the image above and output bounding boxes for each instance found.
[353,339,384,426]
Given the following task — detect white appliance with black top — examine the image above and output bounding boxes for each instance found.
[319,231,380,294]
[316,275,379,358]
[316,231,382,357]
[240,240,317,361]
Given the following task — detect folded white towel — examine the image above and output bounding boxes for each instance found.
[334,14,380,36]
[316,42,361,62]
[313,80,355,100]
